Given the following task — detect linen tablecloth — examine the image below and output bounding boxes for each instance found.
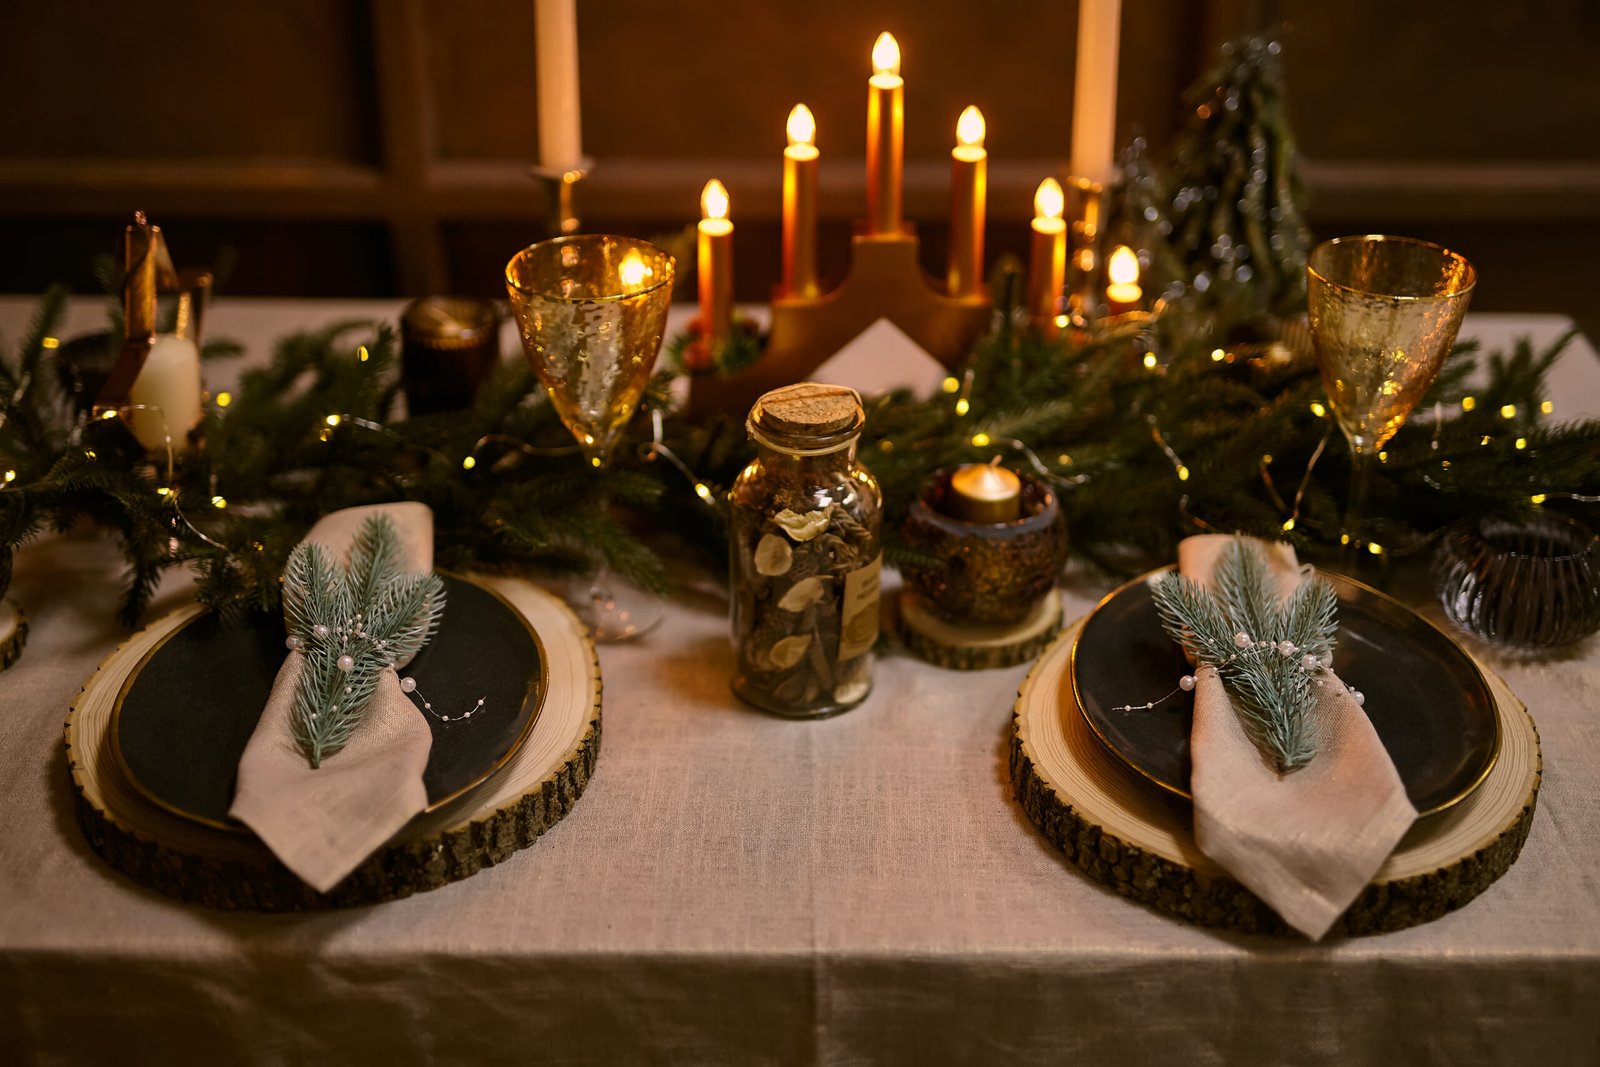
[1,298,1597,1065]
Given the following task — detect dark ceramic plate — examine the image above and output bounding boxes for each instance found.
[1071,568,1499,817]
[113,574,545,832]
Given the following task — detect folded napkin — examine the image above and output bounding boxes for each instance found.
[1178,534,1416,939]
[230,502,436,892]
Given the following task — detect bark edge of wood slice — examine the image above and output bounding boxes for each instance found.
[897,588,1062,670]
[0,599,26,672]
[65,576,601,911]
[1011,617,1541,938]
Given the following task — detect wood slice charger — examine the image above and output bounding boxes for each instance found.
[66,576,601,910]
[1011,616,1542,937]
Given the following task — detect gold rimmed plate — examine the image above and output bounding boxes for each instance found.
[111,573,547,833]
[1069,567,1500,818]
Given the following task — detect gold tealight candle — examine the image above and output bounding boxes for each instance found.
[782,104,820,299]
[947,105,987,298]
[698,178,734,347]
[1105,244,1142,314]
[1028,178,1067,333]
[947,459,1023,524]
[866,31,904,236]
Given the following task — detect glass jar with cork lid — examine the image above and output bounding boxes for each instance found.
[729,383,882,717]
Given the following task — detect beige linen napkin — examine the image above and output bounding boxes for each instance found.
[1178,534,1417,939]
[230,502,436,892]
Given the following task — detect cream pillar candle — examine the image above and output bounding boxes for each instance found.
[535,0,583,172]
[1070,0,1121,187]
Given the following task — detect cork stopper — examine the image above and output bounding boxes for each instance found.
[748,382,865,454]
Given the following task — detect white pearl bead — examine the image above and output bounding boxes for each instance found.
[1353,690,1366,706]
[285,636,303,651]
[1234,632,1251,648]
[400,677,417,693]
[1278,640,1296,656]
[336,654,354,672]
[313,624,330,639]
[1301,654,1319,672]
[1179,675,1196,692]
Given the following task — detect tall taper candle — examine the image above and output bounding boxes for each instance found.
[947,106,987,297]
[866,31,904,236]
[782,104,820,298]
[534,0,583,172]
[1070,0,1121,188]
[698,179,734,347]
[1028,178,1067,332]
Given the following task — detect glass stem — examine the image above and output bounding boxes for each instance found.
[1344,448,1377,568]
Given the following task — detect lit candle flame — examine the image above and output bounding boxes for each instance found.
[701,178,729,221]
[1108,245,1139,286]
[787,104,816,148]
[1033,177,1064,221]
[618,249,650,288]
[956,105,985,149]
[871,31,901,77]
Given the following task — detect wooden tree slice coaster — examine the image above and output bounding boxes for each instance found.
[897,588,1062,670]
[66,576,601,911]
[1011,617,1541,938]
[0,599,26,671]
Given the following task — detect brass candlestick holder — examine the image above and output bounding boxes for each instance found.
[1063,176,1106,331]
[95,212,213,414]
[531,158,593,236]
[688,225,992,418]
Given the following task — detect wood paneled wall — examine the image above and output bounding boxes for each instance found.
[2,0,1597,335]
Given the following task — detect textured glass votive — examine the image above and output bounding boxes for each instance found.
[1434,512,1600,650]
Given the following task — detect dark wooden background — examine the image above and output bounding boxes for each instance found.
[2,0,1597,337]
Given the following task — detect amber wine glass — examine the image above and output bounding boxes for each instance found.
[506,234,675,640]
[1307,235,1475,563]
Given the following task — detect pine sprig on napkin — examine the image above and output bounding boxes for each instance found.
[282,515,444,768]
[1150,539,1338,771]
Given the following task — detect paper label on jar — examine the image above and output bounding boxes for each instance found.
[837,554,882,661]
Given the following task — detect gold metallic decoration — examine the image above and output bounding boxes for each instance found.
[781,104,820,299]
[530,158,593,236]
[1063,176,1106,329]
[865,32,904,237]
[1027,178,1067,334]
[697,180,734,347]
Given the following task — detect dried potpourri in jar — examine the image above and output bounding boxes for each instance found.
[729,383,882,718]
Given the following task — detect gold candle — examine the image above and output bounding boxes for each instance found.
[782,104,820,298]
[947,460,1023,524]
[866,31,903,236]
[1028,178,1067,332]
[947,105,987,298]
[698,179,734,347]
[1105,244,1142,314]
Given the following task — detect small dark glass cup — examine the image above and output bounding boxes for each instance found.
[1433,512,1600,650]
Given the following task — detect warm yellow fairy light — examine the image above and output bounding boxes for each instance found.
[462,456,476,470]
[878,439,894,453]
[1142,352,1158,369]
[1310,402,1326,418]
[1058,454,1073,466]
[1211,348,1226,362]
[1500,404,1516,419]
[1176,465,1191,481]
[1461,396,1476,412]
[1378,451,1388,463]
[1532,493,1548,504]
[955,398,970,416]
[590,456,602,468]
[1108,245,1140,287]
[2,469,15,484]
[1033,177,1065,222]
[210,495,227,509]
[970,432,992,448]
[357,345,370,362]
[701,178,730,222]
[871,31,901,77]
[1281,518,1296,532]
[618,249,650,288]
[1340,533,1351,545]
[84,450,95,460]
[1262,453,1273,464]
[694,482,714,502]
[1516,437,1527,450]
[1367,541,1384,556]
[42,336,59,349]
[319,428,332,442]
[787,104,816,149]
[1541,400,1554,414]
[1053,314,1070,329]
[325,413,342,427]
[1480,435,1491,446]
[215,391,233,408]
[156,486,173,497]
[101,409,118,420]
[955,105,985,149]
[941,376,960,394]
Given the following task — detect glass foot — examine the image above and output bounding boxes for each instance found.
[578,578,664,643]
